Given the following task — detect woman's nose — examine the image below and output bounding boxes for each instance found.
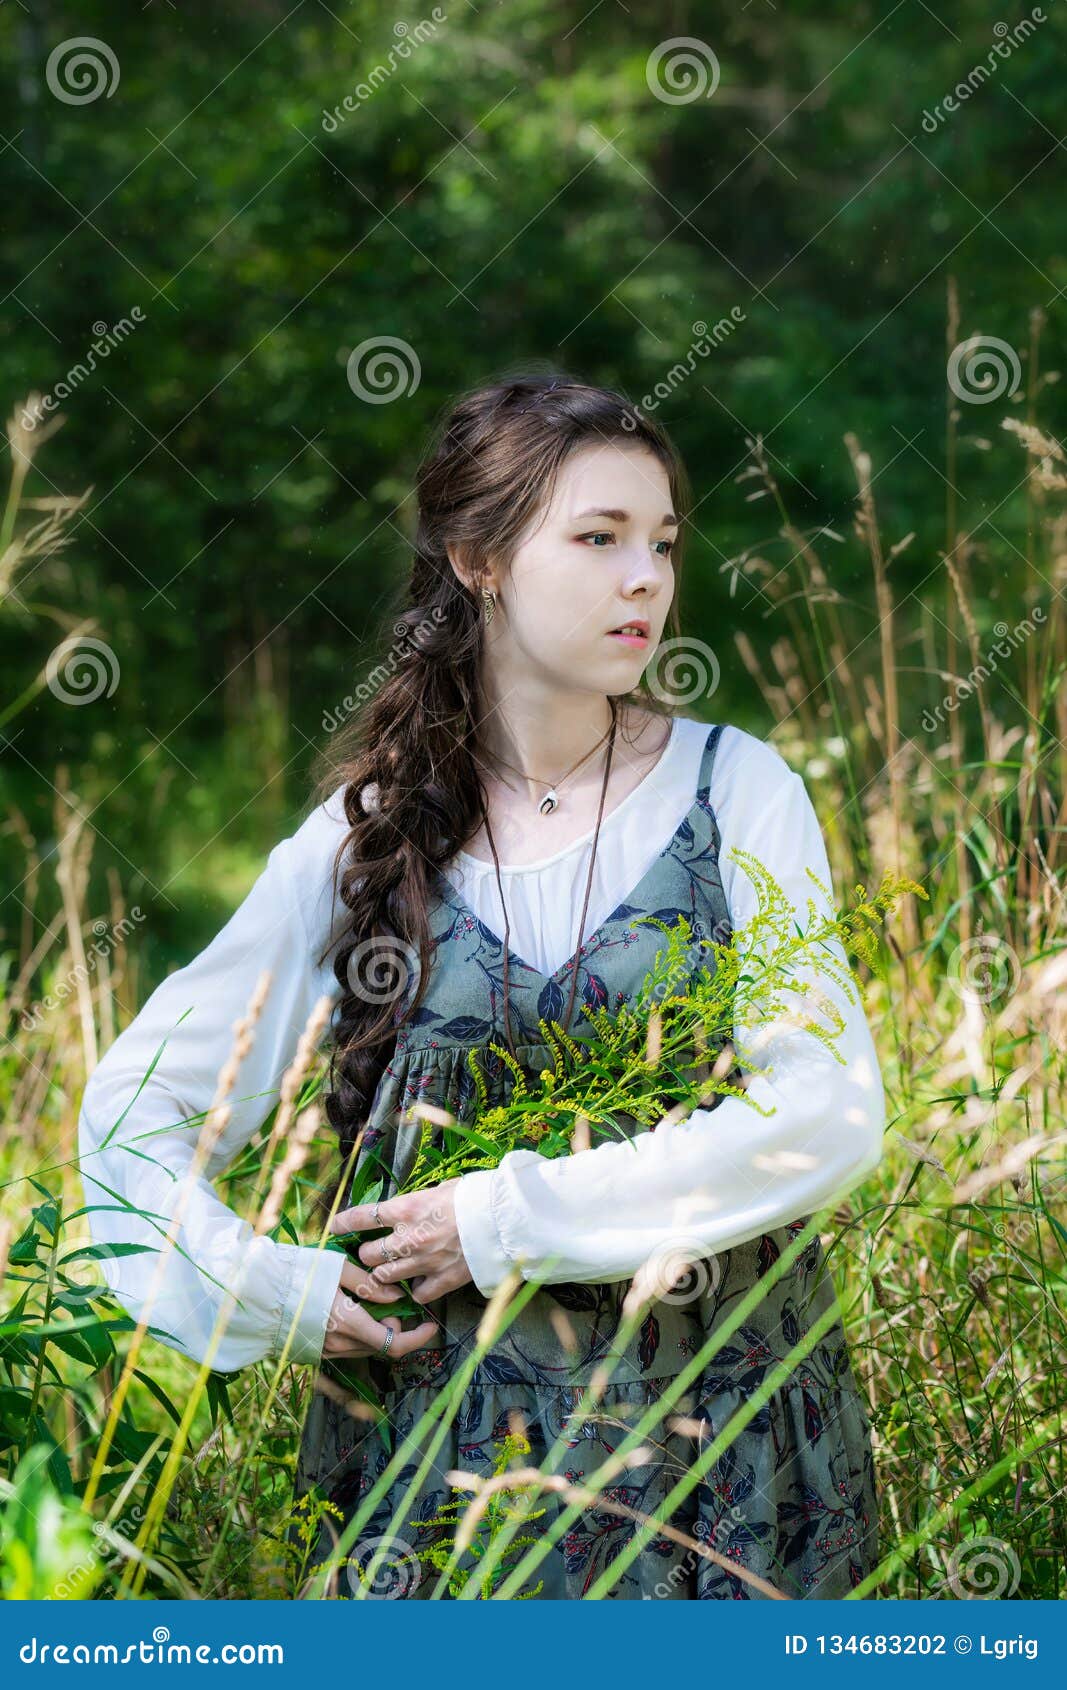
[621,553,664,595]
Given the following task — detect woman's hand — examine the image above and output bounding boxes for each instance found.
[320,1258,440,1360]
[330,1181,474,1305]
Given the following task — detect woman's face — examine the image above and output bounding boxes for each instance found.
[485,441,678,699]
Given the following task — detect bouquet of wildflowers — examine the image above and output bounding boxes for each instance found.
[327,851,923,1318]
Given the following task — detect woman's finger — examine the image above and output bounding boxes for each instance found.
[322,1302,391,1355]
[380,1317,440,1358]
[338,1258,401,1304]
[407,1272,454,1304]
[330,1197,401,1236]
[323,1289,371,1344]
[368,1255,434,1288]
[361,1276,406,1303]
[357,1235,402,1269]
[323,1296,438,1360]
[358,1235,425,1273]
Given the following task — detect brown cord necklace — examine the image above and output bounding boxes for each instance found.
[482,718,614,817]
[482,700,619,1059]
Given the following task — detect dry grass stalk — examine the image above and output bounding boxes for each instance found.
[1001,415,1066,465]
[407,1101,457,1128]
[311,1372,382,1423]
[250,993,336,1219]
[643,1005,662,1066]
[475,1265,524,1347]
[547,1308,577,1353]
[83,970,275,1508]
[846,434,906,907]
[257,1103,325,1236]
[950,1131,1067,1207]
[445,1461,789,1598]
[569,1114,591,1152]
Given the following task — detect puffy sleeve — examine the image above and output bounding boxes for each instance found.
[452,731,887,1293]
[75,789,350,1371]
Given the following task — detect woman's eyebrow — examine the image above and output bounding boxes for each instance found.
[572,506,679,526]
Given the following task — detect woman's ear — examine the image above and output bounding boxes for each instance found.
[445,541,478,596]
[446,542,497,600]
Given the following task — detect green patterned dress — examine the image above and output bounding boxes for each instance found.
[295,723,880,1599]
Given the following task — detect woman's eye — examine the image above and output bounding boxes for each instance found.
[577,532,674,555]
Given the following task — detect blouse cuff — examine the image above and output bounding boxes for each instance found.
[453,1167,513,1295]
[271,1242,345,1366]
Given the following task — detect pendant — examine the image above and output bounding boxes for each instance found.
[539,789,559,816]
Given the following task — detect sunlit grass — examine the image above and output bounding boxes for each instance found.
[2,337,1066,1599]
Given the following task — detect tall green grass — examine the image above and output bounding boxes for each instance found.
[2,328,1065,1599]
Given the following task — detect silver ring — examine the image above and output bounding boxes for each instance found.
[380,1241,399,1264]
[379,1326,395,1356]
[373,1200,383,1227]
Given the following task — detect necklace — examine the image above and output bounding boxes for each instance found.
[483,701,619,1058]
[481,718,614,816]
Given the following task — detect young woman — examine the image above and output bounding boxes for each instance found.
[78,372,884,1600]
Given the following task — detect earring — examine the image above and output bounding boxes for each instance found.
[481,587,497,627]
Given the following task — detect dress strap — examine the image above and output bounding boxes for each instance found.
[695,720,728,800]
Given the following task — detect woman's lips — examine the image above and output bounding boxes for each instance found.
[607,629,649,648]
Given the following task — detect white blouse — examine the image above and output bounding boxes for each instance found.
[76,716,886,1372]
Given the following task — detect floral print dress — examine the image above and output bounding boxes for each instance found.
[294,723,880,1599]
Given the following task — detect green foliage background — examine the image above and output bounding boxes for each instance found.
[1,0,1060,971]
